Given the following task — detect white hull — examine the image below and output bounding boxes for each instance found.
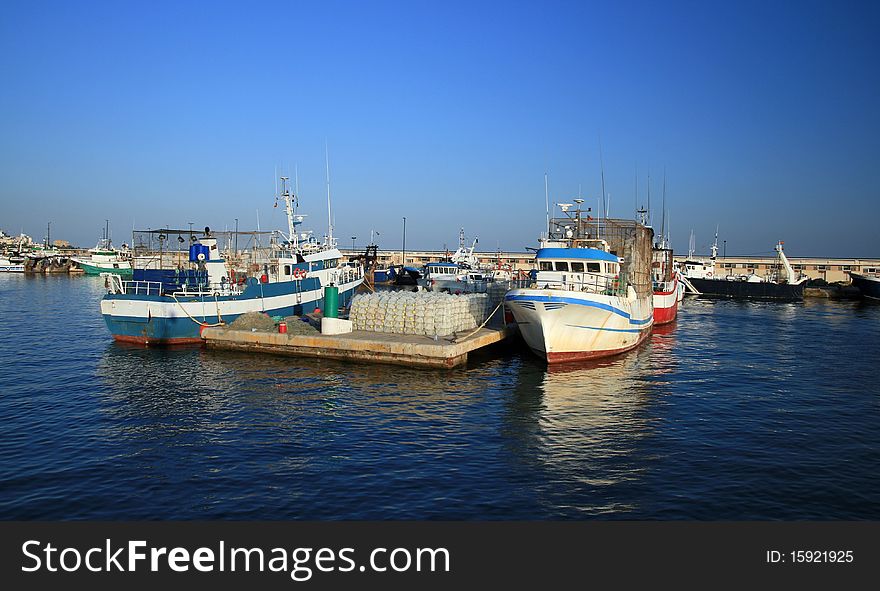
[101,276,363,322]
[505,288,653,363]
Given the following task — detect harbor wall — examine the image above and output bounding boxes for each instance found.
[343,248,880,284]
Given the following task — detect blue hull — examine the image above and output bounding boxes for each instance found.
[103,284,359,344]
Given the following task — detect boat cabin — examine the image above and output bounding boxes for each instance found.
[534,247,624,295]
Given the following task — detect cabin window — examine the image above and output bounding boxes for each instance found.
[570,262,584,272]
[817,265,827,271]
[554,261,569,272]
[865,267,878,273]
[842,265,851,271]
[586,262,601,273]
[284,265,291,275]
[540,261,553,271]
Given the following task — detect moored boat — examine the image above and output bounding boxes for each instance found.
[652,245,679,324]
[0,255,25,272]
[683,240,807,301]
[849,271,880,300]
[99,176,364,345]
[505,203,654,363]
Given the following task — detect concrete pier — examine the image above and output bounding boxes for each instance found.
[203,325,515,368]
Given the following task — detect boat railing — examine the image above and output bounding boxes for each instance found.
[117,280,164,296]
[329,264,364,286]
[653,279,677,293]
[535,271,628,296]
[172,281,244,297]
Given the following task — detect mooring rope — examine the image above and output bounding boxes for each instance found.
[171,293,225,327]
[452,298,505,343]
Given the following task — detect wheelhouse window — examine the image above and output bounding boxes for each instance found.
[554,261,569,272]
[284,264,292,275]
[586,262,601,273]
[570,262,584,272]
[540,261,553,271]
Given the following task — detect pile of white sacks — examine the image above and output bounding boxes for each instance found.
[349,291,492,336]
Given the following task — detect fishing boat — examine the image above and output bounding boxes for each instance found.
[645,184,679,324]
[652,245,679,324]
[421,261,489,292]
[505,200,654,363]
[421,229,489,292]
[849,271,880,300]
[683,239,807,301]
[72,222,133,276]
[99,176,364,344]
[0,255,25,273]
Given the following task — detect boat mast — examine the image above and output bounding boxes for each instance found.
[325,143,334,248]
[660,171,667,249]
[544,172,550,237]
[599,137,607,221]
[279,175,297,250]
[711,226,719,260]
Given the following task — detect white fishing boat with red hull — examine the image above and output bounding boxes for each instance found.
[505,201,654,364]
[652,246,679,324]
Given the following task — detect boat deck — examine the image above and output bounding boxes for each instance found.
[202,324,515,368]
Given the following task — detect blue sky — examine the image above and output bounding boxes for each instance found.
[1,0,878,257]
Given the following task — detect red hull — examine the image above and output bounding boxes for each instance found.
[112,335,205,346]
[653,300,678,325]
[544,328,651,364]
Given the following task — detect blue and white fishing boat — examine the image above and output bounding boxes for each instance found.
[505,202,654,363]
[0,255,25,272]
[100,176,364,344]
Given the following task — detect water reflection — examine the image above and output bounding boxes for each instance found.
[498,327,681,516]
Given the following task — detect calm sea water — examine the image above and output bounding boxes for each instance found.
[1,274,878,520]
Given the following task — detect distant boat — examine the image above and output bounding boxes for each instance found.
[421,261,488,293]
[682,240,807,301]
[73,242,132,275]
[420,228,488,292]
[392,265,421,286]
[73,222,133,276]
[849,271,880,300]
[0,255,24,273]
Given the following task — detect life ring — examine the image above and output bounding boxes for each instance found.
[706,271,713,278]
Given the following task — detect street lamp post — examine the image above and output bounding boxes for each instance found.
[723,240,727,258]
[46,221,51,248]
[234,218,239,254]
[402,217,406,267]
[351,236,357,252]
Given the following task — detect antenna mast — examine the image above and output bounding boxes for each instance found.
[325,143,334,247]
[660,170,667,248]
[598,137,607,221]
[544,173,550,237]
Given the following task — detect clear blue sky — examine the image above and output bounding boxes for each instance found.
[1,0,878,257]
